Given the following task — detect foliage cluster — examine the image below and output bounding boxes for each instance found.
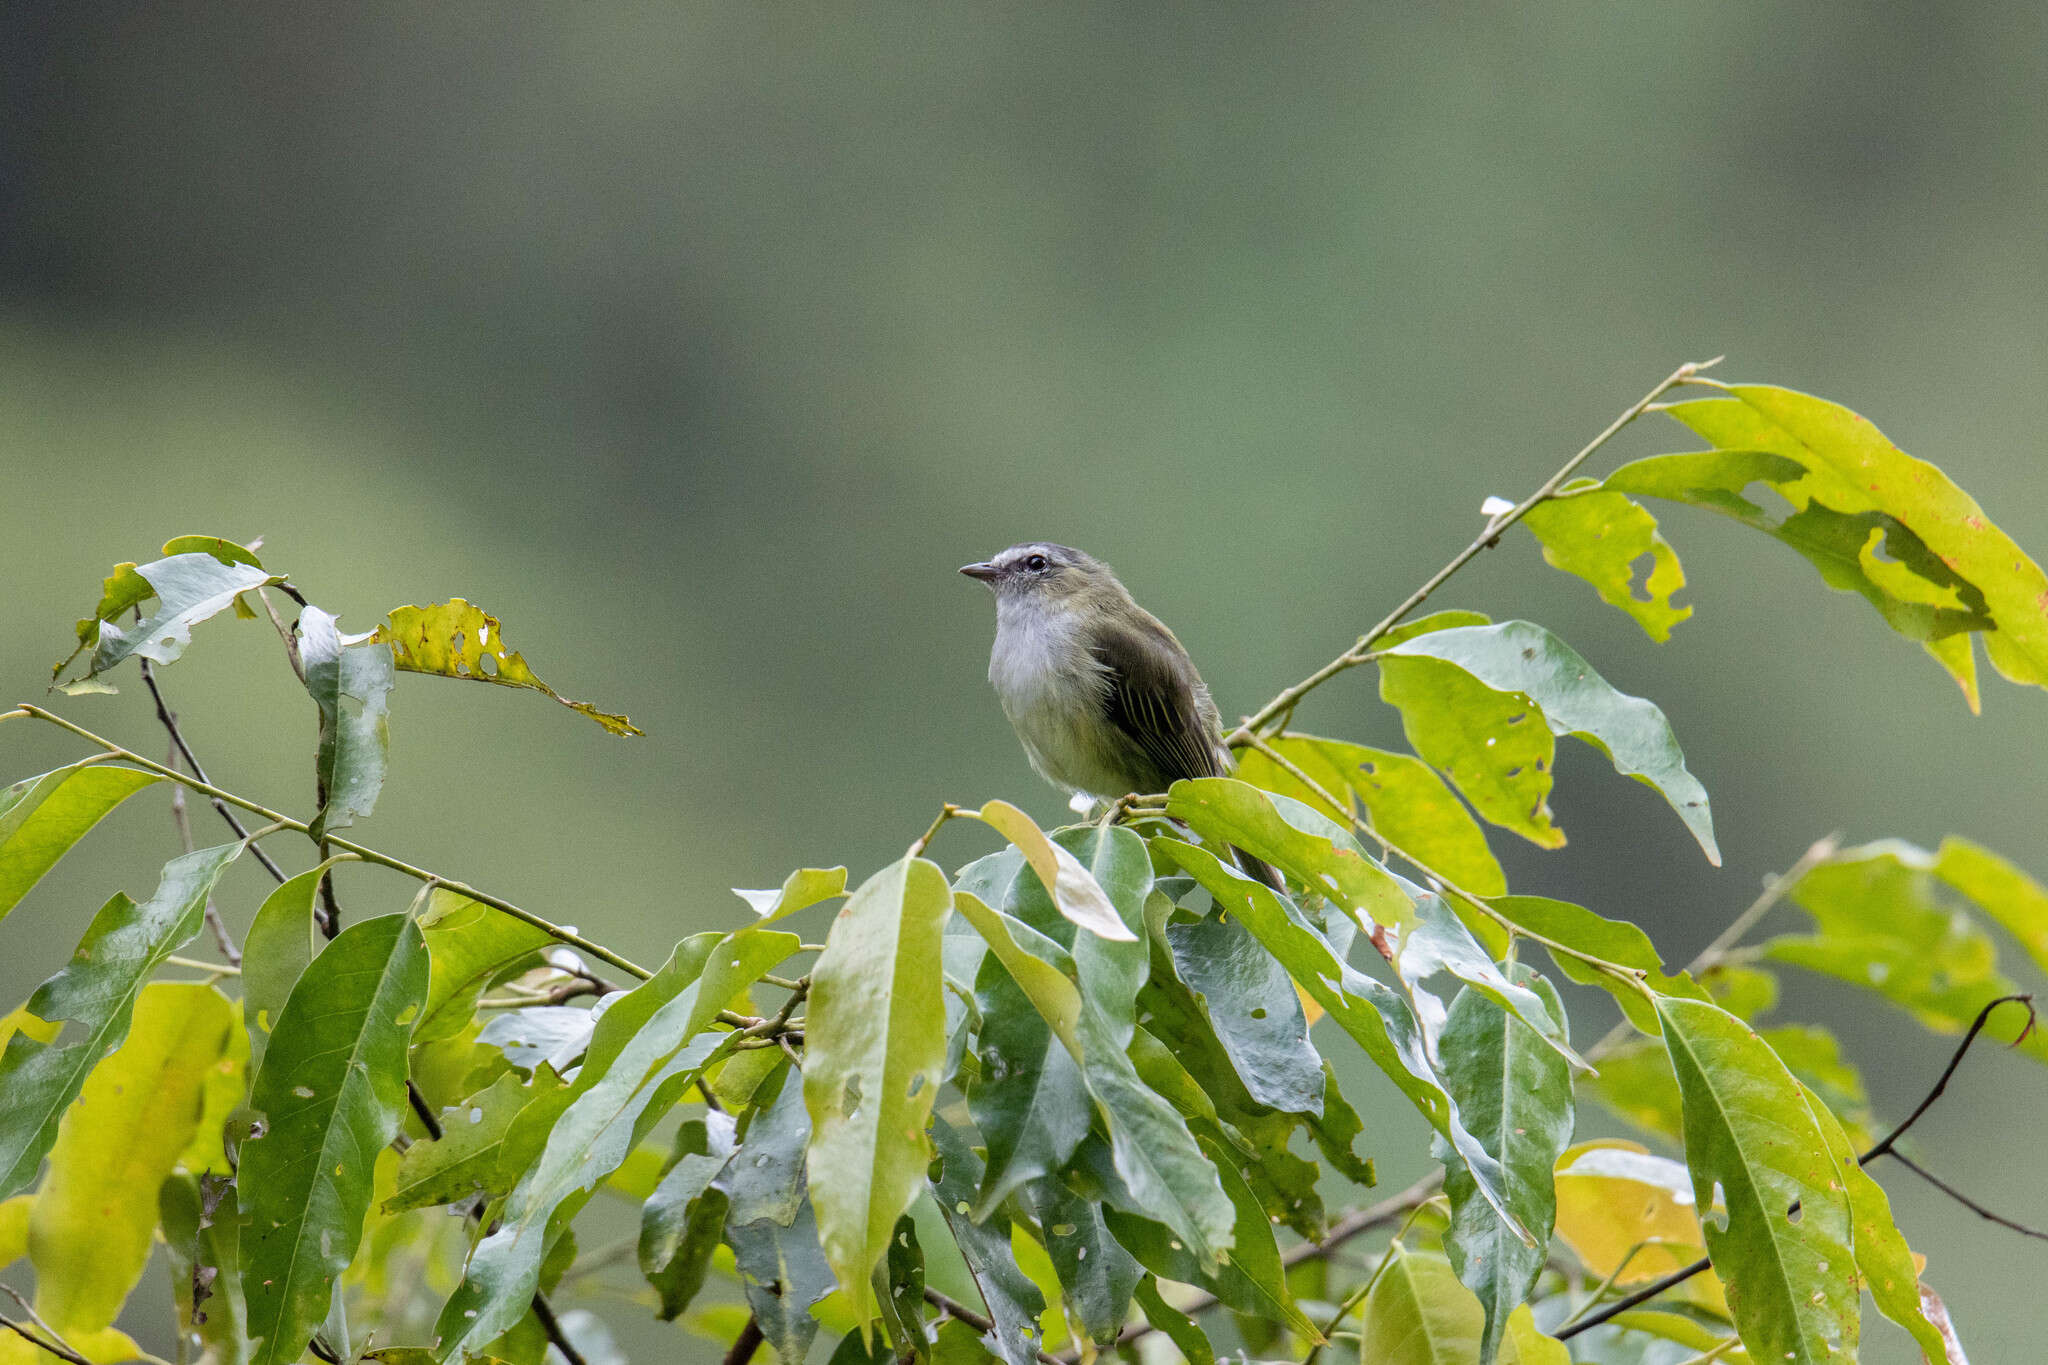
[1,362,2044,1365]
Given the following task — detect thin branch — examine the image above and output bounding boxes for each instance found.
[137,654,288,892]
[1888,1152,2048,1242]
[1226,358,1719,745]
[909,803,962,858]
[719,1314,763,1365]
[923,1287,1064,1365]
[1557,993,2038,1340]
[15,706,653,980]
[254,586,306,685]
[408,1081,445,1141]
[0,1288,92,1365]
[1587,833,1842,1062]
[530,1289,588,1365]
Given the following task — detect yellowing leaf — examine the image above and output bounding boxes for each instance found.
[28,983,237,1334]
[972,802,1136,943]
[1523,484,1692,641]
[374,598,642,736]
[1551,1141,1726,1314]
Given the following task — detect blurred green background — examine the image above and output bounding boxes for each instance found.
[3,5,2044,1360]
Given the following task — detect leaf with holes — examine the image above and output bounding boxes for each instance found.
[0,842,244,1199]
[728,1201,836,1363]
[386,1071,540,1213]
[241,860,348,1071]
[55,544,283,690]
[638,1112,737,1319]
[374,598,641,735]
[1625,386,2048,703]
[1030,1177,1139,1347]
[930,1116,1050,1365]
[0,760,162,923]
[1165,909,1324,1115]
[1381,621,1718,864]
[300,606,396,840]
[240,914,428,1365]
[1522,483,1692,641]
[1658,996,1857,1364]
[803,856,951,1320]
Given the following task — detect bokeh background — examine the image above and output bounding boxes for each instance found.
[3,5,2044,1360]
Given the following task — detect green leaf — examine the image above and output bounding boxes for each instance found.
[28,983,237,1334]
[954,888,1235,1267]
[1393,893,1584,1074]
[1657,996,1857,1364]
[1522,485,1691,641]
[300,606,396,840]
[242,861,344,1070]
[1103,1133,1321,1343]
[1152,837,1528,1245]
[478,1006,595,1074]
[734,867,849,923]
[874,1213,930,1362]
[241,914,429,1365]
[968,930,1091,1219]
[1359,1246,1479,1364]
[1381,621,1719,864]
[1437,969,1574,1365]
[1638,385,2048,699]
[1762,840,2046,1062]
[1805,1085,1946,1362]
[0,841,243,1198]
[1484,894,1704,1036]
[728,1201,836,1363]
[1030,1179,1139,1346]
[1932,836,2048,977]
[1132,1277,1214,1365]
[374,597,643,736]
[415,888,557,1043]
[929,1116,1051,1365]
[1377,652,1563,853]
[1165,778,1415,931]
[436,934,756,1355]
[637,1112,737,1319]
[1551,1142,1722,1308]
[973,801,1138,943]
[803,855,952,1320]
[0,761,162,922]
[56,549,285,690]
[387,1071,538,1212]
[724,1060,811,1227]
[1165,909,1324,1115]
[1242,736,1508,897]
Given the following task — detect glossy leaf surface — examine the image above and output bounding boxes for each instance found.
[0,842,242,1198]
[241,914,428,1365]
[301,605,396,839]
[0,761,161,922]
[1381,621,1718,864]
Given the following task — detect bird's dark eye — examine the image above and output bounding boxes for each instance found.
[1024,554,1048,572]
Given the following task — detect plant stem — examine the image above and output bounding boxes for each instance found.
[923,1288,1064,1365]
[1226,358,1718,747]
[1557,993,2037,1340]
[137,653,289,891]
[17,705,652,981]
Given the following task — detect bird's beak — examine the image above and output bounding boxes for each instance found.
[959,562,1000,583]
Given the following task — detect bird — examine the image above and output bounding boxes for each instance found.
[960,542,1284,891]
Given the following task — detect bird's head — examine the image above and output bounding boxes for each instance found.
[959,542,1113,608]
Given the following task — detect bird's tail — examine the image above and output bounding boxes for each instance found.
[1233,847,1288,896]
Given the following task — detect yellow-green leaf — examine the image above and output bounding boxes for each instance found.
[374,597,642,735]
[1523,484,1692,641]
[972,802,1136,943]
[804,856,952,1321]
[28,983,237,1334]
[0,761,162,923]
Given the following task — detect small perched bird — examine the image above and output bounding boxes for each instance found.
[961,542,1282,889]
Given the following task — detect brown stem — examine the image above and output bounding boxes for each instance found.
[530,1290,588,1365]
[924,1287,1063,1365]
[720,1314,763,1365]
[137,653,288,893]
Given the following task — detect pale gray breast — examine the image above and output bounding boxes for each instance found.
[986,600,1128,797]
